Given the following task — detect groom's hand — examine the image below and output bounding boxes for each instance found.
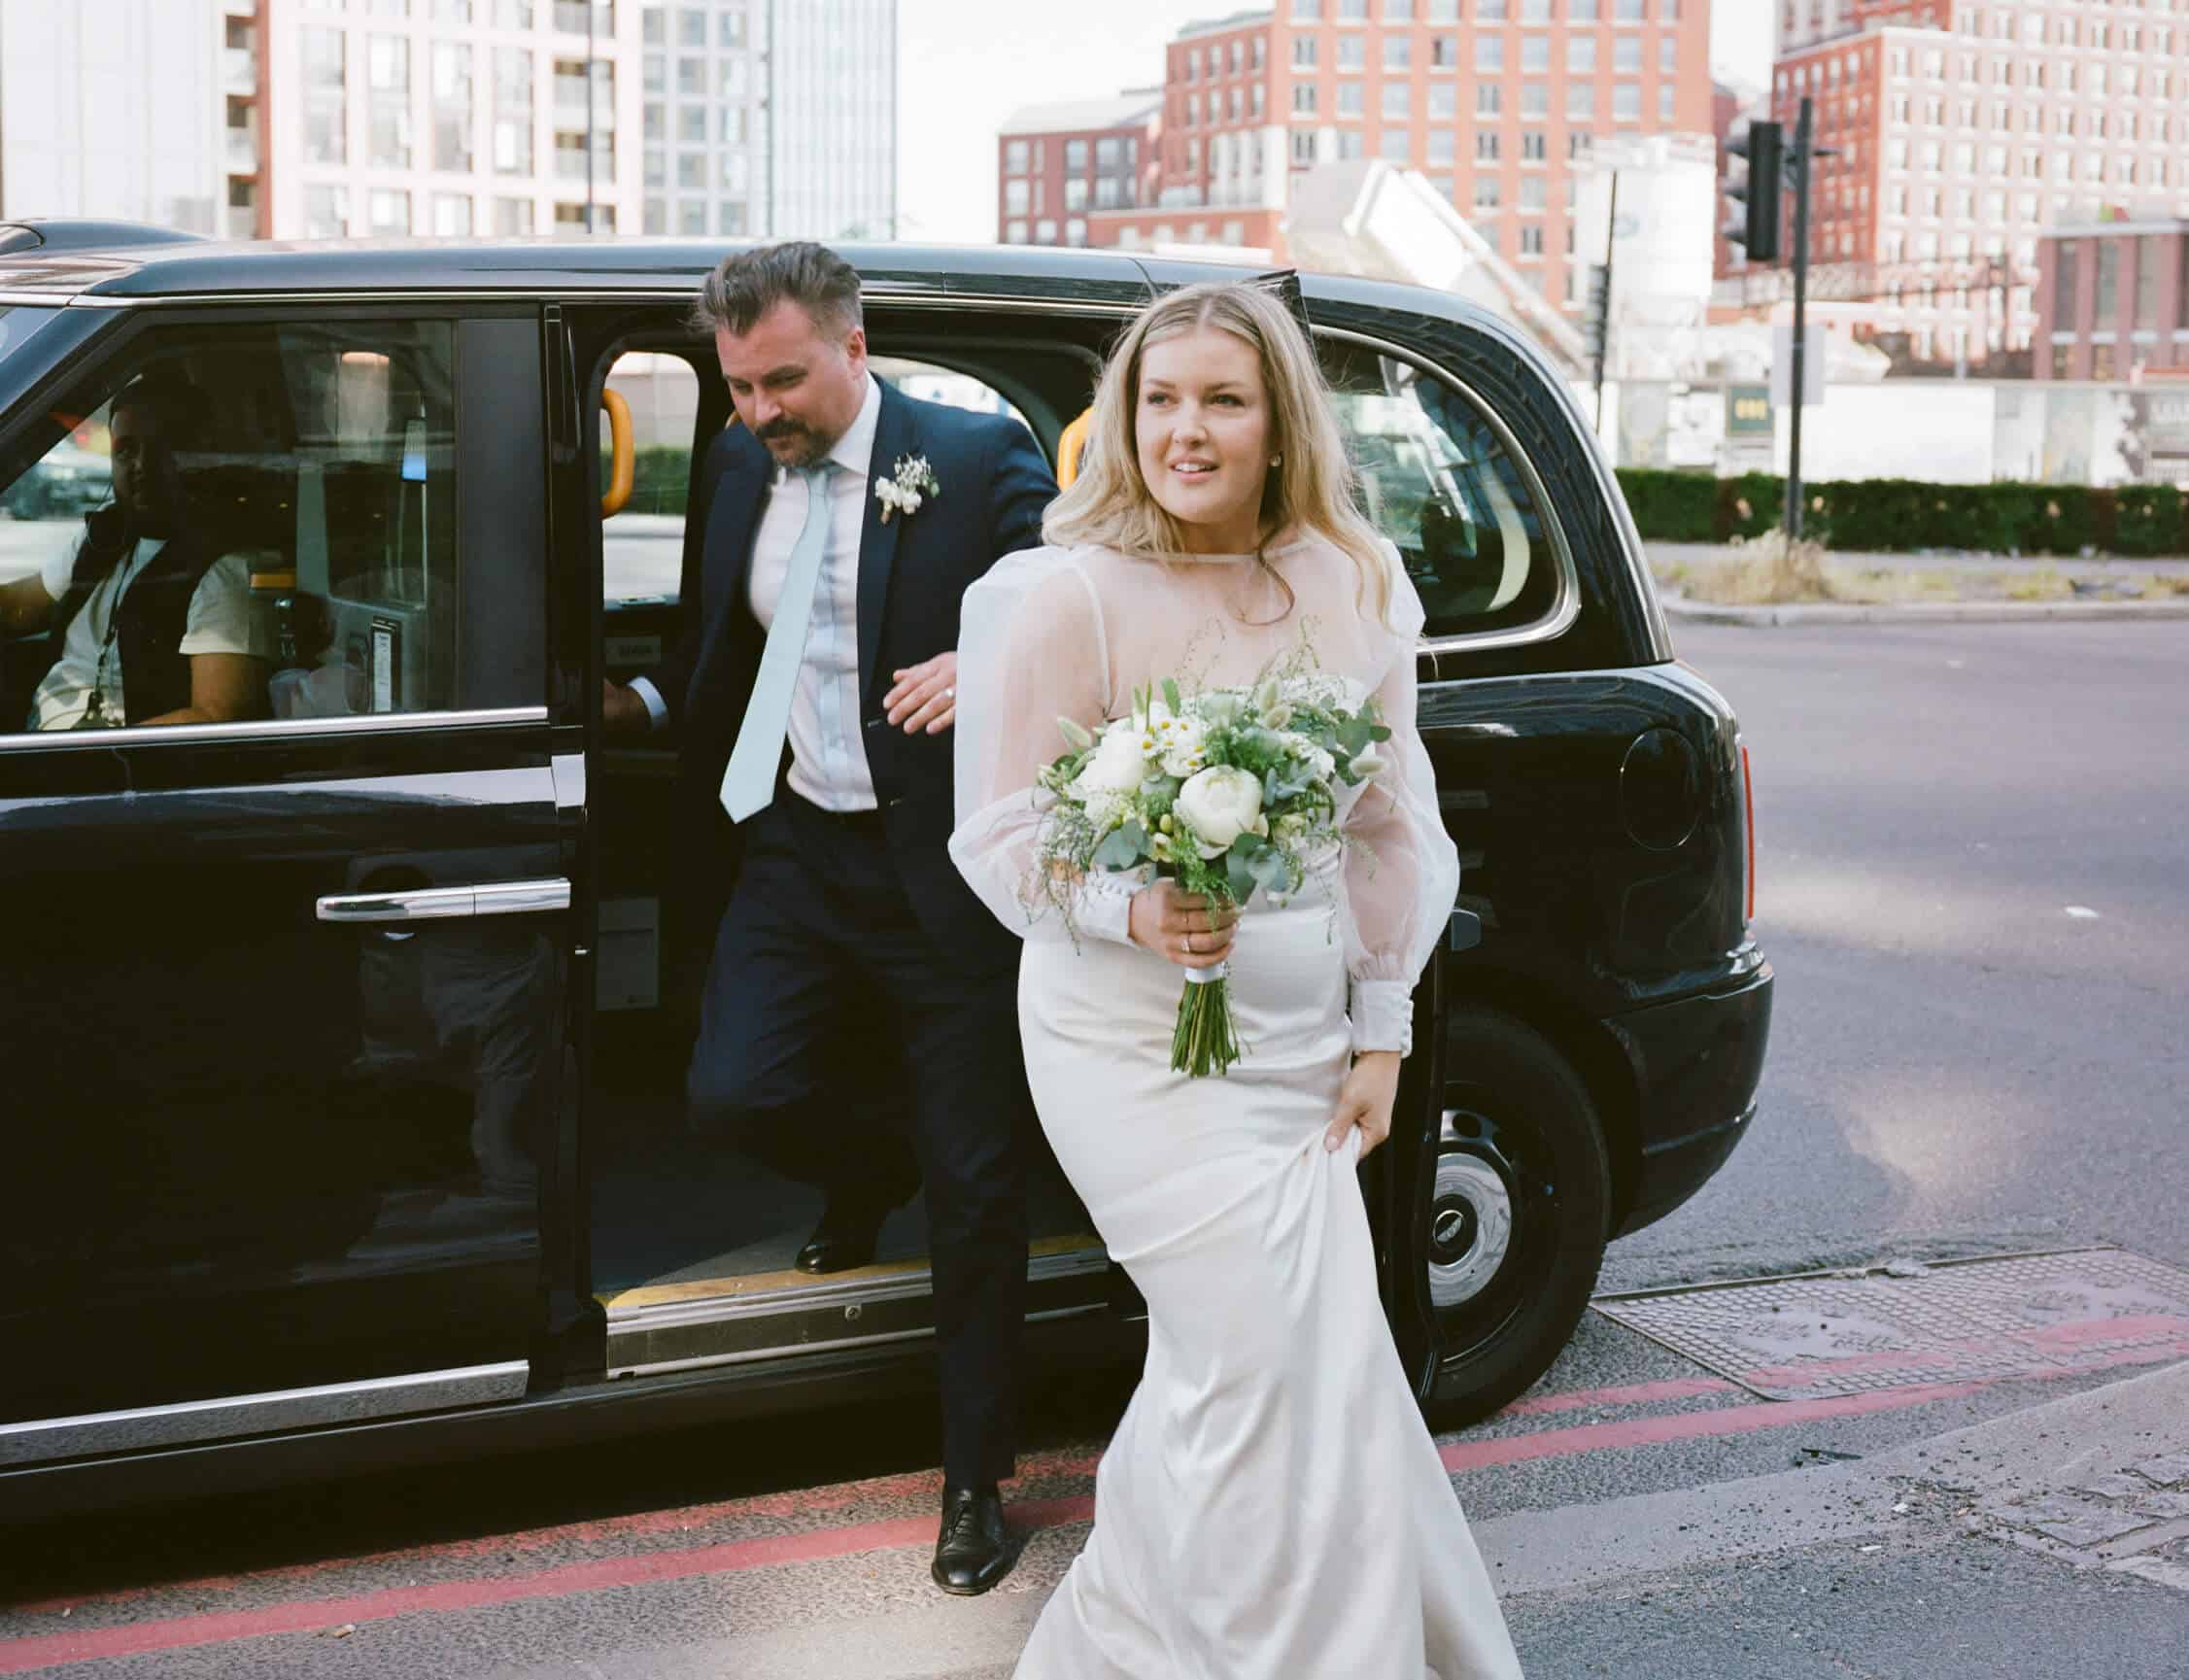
[885,651,958,735]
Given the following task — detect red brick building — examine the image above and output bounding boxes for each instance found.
[995,90,1164,251]
[2034,219,2189,382]
[999,0,1714,313]
[1740,1,2189,371]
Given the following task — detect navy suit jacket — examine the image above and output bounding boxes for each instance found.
[651,380,1057,973]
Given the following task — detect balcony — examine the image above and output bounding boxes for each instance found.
[225,128,258,174]
[222,47,257,94]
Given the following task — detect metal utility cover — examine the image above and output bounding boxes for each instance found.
[1591,1249,2189,1401]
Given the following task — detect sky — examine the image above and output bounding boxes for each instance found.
[898,0,1779,245]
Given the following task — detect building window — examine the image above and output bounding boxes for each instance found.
[1339,82,1366,116]
[303,185,350,239]
[1475,37,1503,73]
[1474,177,1501,209]
[1005,220,1028,243]
[1432,37,1459,68]
[303,29,347,166]
[1065,138,1088,171]
[1660,36,1676,72]
[1477,84,1501,116]
[495,196,532,234]
[368,35,412,169]
[1522,36,1550,73]
[722,9,746,49]
[1659,84,1674,121]
[1522,83,1549,117]
[1339,35,1367,68]
[1615,36,1642,72]
[494,46,532,173]
[1006,140,1028,174]
[2092,341,2116,380]
[1380,130,1409,161]
[1569,36,1596,73]
[1290,128,1317,164]
[1295,37,1318,68]
[1385,36,1411,69]
[1477,132,1500,160]
[1096,136,1120,170]
[1381,83,1410,119]
[1064,178,1086,210]
[1005,180,1030,216]
[432,44,474,172]
[1613,84,1639,120]
[1429,84,1456,119]
[1066,217,1087,246]
[2135,236,2163,332]
[432,192,474,235]
[1339,130,1366,159]
[1520,176,1548,209]
[1566,81,1595,119]
[1520,225,1544,255]
[678,105,705,145]
[1035,218,1057,243]
[1293,84,1318,115]
[1428,129,1455,164]
[1522,130,1547,161]
[367,189,411,236]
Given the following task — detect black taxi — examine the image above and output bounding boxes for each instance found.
[0,223,1772,1517]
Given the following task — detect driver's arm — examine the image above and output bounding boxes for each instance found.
[142,651,267,728]
[0,572,54,635]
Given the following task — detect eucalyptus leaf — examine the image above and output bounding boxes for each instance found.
[1225,848,1258,904]
[1092,821,1147,871]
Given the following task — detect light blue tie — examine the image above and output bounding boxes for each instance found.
[720,463,833,823]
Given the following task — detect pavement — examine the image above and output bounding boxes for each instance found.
[1647,540,2189,626]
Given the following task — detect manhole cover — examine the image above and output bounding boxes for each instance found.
[1592,1249,2189,1400]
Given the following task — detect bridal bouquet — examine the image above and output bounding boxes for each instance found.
[1036,670,1391,1077]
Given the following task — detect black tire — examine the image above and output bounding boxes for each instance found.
[1402,1007,1612,1429]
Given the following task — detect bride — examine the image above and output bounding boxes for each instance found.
[949,280,1523,1679]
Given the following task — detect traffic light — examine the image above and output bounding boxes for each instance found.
[1723,118,1783,263]
[1582,262,1610,368]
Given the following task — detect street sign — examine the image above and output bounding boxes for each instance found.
[1726,384,1773,438]
[1770,320,1826,407]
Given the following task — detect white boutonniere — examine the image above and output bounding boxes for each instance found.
[874,454,940,524]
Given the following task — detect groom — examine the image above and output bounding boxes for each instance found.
[602,242,1057,1594]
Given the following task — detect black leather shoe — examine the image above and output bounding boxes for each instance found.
[795,1197,886,1275]
[932,1483,1012,1595]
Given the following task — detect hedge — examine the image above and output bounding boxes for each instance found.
[1616,468,2186,558]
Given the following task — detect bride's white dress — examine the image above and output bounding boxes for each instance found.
[950,531,1523,1680]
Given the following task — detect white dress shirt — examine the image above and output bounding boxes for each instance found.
[633,374,882,811]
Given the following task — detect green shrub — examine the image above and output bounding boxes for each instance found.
[1613,468,1717,541]
[1615,468,2184,557]
[2110,484,2186,558]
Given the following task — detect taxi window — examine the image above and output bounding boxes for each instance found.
[1318,338,1557,641]
[602,349,700,606]
[0,320,466,736]
[599,353,1033,609]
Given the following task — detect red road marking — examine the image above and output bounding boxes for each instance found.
[8,1330,2188,1672]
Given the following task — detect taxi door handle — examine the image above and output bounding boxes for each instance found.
[317,878,572,924]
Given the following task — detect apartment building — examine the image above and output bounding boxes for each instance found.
[1755,2,2189,369]
[767,0,897,240]
[995,91,1164,251]
[2034,217,2189,381]
[0,1,229,235]
[998,0,1713,312]
[638,1,766,238]
[237,0,643,241]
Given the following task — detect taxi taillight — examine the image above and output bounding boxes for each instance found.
[1739,740,1756,923]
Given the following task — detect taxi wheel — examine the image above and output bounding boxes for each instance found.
[1407,1008,1611,1429]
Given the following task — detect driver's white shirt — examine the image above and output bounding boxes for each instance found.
[27,523,269,730]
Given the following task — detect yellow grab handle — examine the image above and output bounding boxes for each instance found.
[1057,407,1093,489]
[600,388,634,517]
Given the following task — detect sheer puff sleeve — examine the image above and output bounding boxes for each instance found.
[1342,543,1461,1056]
[949,548,1140,946]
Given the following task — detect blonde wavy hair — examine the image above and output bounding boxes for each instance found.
[1043,279,1392,625]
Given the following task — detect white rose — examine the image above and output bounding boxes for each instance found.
[1176,765,1266,856]
[1073,722,1149,795]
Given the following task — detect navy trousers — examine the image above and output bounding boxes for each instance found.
[686,791,1030,1490]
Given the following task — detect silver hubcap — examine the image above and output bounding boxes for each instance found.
[1425,1151,1514,1309]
